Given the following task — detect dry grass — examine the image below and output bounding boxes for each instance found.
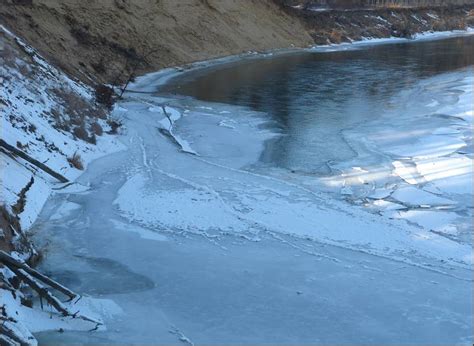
[67,152,84,170]
[90,122,103,136]
[51,88,92,118]
[328,29,343,44]
[467,15,474,26]
[50,88,109,144]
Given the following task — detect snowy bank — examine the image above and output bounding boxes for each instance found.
[1,25,124,344]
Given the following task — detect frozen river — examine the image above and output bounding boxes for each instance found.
[35,35,473,344]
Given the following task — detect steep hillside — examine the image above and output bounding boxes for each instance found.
[0,0,313,84]
[1,26,124,345]
[290,6,474,44]
[1,0,473,87]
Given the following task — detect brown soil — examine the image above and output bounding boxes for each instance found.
[0,206,20,253]
[291,6,473,44]
[0,0,313,84]
[1,1,472,86]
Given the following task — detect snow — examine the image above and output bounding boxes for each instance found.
[310,27,474,52]
[49,201,82,221]
[2,288,122,334]
[391,186,455,206]
[384,135,466,159]
[0,25,124,226]
[414,155,473,195]
[1,25,125,343]
[110,219,168,241]
[393,209,460,236]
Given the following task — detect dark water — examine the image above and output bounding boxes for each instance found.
[162,36,474,173]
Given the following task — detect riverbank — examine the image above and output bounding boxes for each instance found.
[1,1,473,86]
[0,25,124,345]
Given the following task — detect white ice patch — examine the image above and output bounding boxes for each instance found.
[392,161,420,185]
[384,135,465,159]
[367,187,394,200]
[1,289,122,335]
[394,209,459,236]
[113,173,243,232]
[372,199,405,211]
[414,155,473,196]
[110,219,168,241]
[49,201,81,221]
[391,186,455,206]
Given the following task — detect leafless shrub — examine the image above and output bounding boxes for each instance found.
[391,19,414,38]
[73,125,95,144]
[95,84,116,110]
[51,88,92,117]
[50,107,70,132]
[0,205,21,253]
[94,107,108,120]
[467,16,474,27]
[12,177,34,215]
[432,17,466,31]
[70,114,86,127]
[67,152,84,170]
[328,30,343,44]
[90,122,103,136]
[73,125,89,141]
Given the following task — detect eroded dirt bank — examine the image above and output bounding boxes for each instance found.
[1,0,473,86]
[0,0,313,84]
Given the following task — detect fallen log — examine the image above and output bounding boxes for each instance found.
[0,324,23,346]
[0,317,36,346]
[0,251,102,326]
[8,266,102,326]
[0,139,68,183]
[0,251,76,300]
[9,267,69,317]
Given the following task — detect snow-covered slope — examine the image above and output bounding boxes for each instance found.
[1,25,123,230]
[1,25,123,345]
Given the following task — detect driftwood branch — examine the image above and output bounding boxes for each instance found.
[0,315,36,346]
[0,251,76,300]
[0,139,69,183]
[0,251,102,328]
[8,266,102,326]
[0,321,24,346]
[10,267,69,317]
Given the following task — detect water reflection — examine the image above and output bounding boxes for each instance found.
[163,36,474,173]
